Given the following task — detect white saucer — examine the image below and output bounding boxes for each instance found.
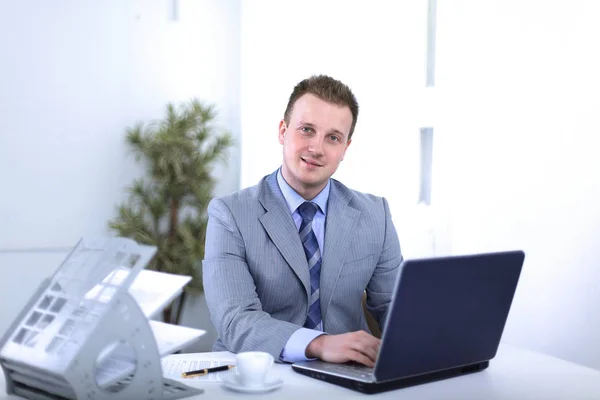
[222,374,283,394]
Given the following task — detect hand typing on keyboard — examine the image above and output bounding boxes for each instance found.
[305,330,381,367]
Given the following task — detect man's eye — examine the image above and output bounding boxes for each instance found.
[301,127,313,133]
[329,135,340,142]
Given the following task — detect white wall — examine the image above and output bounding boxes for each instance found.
[240,0,443,258]
[436,0,600,369]
[0,251,68,341]
[0,0,241,351]
[0,0,240,249]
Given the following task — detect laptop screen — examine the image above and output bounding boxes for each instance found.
[374,251,524,382]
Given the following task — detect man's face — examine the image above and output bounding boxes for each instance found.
[279,93,353,199]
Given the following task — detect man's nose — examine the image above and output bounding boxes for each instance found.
[307,135,325,154]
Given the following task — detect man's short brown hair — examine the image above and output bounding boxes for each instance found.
[283,75,359,140]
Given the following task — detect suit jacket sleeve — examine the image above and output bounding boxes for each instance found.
[365,197,403,329]
[202,197,301,359]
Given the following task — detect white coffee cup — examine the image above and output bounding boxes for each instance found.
[235,351,274,387]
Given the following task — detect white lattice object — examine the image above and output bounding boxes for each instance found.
[0,237,203,400]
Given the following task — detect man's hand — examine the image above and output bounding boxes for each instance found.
[305,331,381,367]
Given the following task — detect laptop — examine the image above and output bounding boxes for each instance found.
[292,250,525,394]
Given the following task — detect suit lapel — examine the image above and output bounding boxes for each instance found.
[258,172,310,298]
[320,181,360,323]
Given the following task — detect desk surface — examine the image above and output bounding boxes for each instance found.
[2,344,600,399]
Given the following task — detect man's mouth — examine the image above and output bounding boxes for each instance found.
[301,157,323,167]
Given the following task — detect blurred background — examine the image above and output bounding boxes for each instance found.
[1,0,599,371]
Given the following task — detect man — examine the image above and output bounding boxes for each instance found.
[203,75,402,367]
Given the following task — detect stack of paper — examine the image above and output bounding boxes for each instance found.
[94,269,206,389]
[129,269,191,319]
[150,320,206,355]
[130,269,207,354]
[162,357,237,383]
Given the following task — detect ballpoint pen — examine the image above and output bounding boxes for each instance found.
[181,364,236,378]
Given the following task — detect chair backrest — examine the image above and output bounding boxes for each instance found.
[361,291,381,338]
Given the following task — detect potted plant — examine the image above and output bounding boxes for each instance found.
[109,99,233,325]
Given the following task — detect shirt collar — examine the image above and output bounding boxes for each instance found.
[276,168,329,216]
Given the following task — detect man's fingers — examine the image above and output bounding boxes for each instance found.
[317,331,383,366]
[350,334,380,363]
[347,349,375,367]
[355,330,382,347]
[365,343,379,363]
[349,339,376,361]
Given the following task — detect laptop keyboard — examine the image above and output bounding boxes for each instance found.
[319,362,375,381]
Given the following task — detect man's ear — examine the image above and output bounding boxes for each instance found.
[278,120,287,144]
[340,138,352,161]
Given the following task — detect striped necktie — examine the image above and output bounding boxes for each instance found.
[297,201,322,330]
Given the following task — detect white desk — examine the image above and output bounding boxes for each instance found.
[1,344,600,399]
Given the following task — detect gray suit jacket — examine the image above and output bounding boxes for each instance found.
[202,171,402,359]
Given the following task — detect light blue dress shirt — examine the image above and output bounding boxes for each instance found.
[277,168,330,363]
